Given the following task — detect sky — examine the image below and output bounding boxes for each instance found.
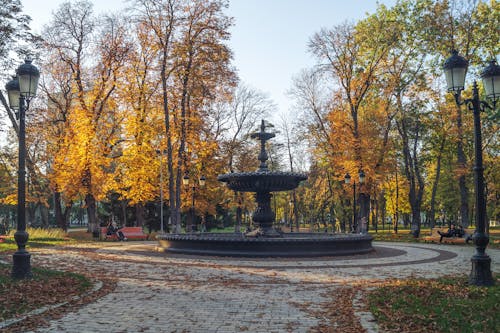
[20,0,397,118]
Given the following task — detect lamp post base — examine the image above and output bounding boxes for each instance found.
[469,255,494,286]
[11,251,32,279]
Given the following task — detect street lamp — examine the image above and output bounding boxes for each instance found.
[443,50,499,286]
[5,59,40,279]
[344,169,365,233]
[183,174,206,232]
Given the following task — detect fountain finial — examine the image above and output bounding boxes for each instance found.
[250,119,276,171]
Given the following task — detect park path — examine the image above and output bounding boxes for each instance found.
[4,241,500,333]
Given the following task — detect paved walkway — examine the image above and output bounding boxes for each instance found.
[3,241,499,333]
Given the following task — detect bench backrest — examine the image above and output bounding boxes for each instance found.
[101,226,144,234]
[121,227,144,234]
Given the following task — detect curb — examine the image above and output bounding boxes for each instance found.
[353,289,380,333]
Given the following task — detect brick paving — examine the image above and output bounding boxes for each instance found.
[2,241,499,333]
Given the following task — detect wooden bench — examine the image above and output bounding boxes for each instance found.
[100,227,148,241]
[421,227,473,244]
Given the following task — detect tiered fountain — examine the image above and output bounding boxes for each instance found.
[157,120,373,257]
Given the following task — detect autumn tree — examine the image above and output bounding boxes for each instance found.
[302,15,398,232]
[132,0,235,232]
[41,1,131,233]
[416,0,500,228]
[109,18,163,227]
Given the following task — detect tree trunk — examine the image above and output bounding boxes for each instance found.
[410,204,422,237]
[40,204,49,229]
[455,105,470,227]
[380,191,386,231]
[121,200,128,226]
[54,191,68,231]
[135,203,145,227]
[54,191,63,230]
[358,193,370,233]
[394,163,399,234]
[430,137,445,229]
[372,196,378,233]
[397,115,424,238]
[85,193,98,235]
[27,203,35,227]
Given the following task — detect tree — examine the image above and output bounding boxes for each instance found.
[131,0,180,230]
[133,0,235,232]
[213,83,273,173]
[111,18,163,227]
[304,17,398,232]
[417,0,500,228]
[41,1,131,233]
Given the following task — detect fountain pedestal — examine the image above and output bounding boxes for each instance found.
[253,192,280,237]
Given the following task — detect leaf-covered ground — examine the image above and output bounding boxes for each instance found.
[1,235,498,332]
[306,286,366,333]
[0,263,116,333]
[367,276,499,333]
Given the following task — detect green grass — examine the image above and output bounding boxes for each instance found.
[369,227,500,248]
[8,227,68,240]
[0,227,73,253]
[369,229,422,242]
[0,241,18,252]
[208,226,238,233]
[368,276,499,333]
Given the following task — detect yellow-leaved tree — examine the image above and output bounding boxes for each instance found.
[41,1,131,233]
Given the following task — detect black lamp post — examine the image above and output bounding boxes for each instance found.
[5,59,40,279]
[443,50,499,286]
[344,170,365,233]
[183,174,206,232]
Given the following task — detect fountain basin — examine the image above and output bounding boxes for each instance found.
[217,171,307,192]
[157,232,374,257]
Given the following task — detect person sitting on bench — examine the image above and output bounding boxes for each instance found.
[437,223,460,243]
[107,221,127,241]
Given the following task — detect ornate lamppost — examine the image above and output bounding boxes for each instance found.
[443,50,499,286]
[344,169,365,233]
[183,174,206,232]
[5,59,40,279]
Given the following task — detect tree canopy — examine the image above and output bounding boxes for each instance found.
[0,0,498,234]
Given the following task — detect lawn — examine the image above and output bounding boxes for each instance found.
[0,263,92,322]
[0,228,74,253]
[369,227,500,249]
[368,276,499,333]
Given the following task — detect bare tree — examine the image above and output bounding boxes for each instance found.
[216,83,274,173]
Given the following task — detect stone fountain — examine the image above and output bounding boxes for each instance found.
[218,120,307,237]
[157,120,373,257]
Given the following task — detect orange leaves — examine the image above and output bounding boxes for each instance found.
[113,144,159,205]
[0,194,17,206]
[48,104,114,201]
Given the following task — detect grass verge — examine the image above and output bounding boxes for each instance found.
[0,263,92,322]
[367,276,499,333]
